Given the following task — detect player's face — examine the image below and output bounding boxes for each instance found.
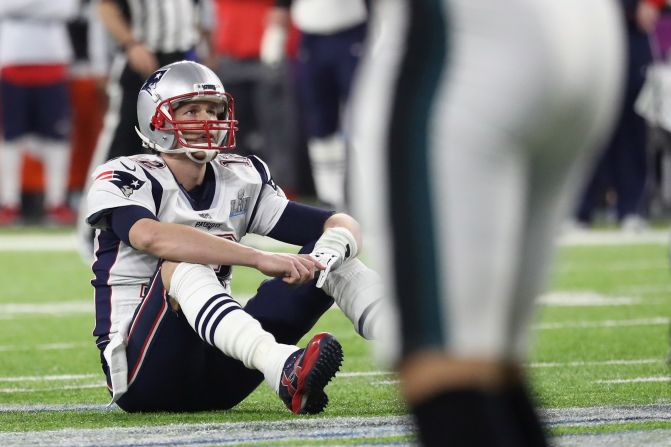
[173,100,223,145]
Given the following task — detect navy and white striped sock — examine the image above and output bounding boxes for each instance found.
[168,262,297,387]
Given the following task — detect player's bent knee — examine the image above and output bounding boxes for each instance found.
[160,261,180,291]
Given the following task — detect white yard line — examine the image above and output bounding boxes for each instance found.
[595,376,671,384]
[0,229,667,253]
[0,358,663,392]
[0,302,91,315]
[0,342,89,352]
[0,374,98,383]
[0,383,104,393]
[0,359,658,384]
[0,288,656,321]
[534,317,669,330]
[0,233,298,252]
[337,371,393,377]
[537,292,643,307]
[529,358,661,368]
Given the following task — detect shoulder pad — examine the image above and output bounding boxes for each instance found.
[216,153,253,166]
[130,154,168,170]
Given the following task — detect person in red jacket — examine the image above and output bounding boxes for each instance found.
[207,0,301,198]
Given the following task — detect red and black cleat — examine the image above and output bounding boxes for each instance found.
[279,332,343,415]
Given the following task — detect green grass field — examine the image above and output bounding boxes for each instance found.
[1,230,671,445]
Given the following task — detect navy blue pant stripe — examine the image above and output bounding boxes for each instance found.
[207,306,243,346]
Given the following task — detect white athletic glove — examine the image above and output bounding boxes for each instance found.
[311,227,359,288]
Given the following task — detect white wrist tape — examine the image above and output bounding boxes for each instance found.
[311,227,358,288]
[316,227,358,260]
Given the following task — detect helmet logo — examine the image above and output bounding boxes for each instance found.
[141,69,169,101]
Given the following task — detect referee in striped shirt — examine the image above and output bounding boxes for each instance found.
[93,0,207,163]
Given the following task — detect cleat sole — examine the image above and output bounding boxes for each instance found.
[298,337,343,415]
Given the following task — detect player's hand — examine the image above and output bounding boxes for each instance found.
[636,1,660,34]
[126,43,160,78]
[260,7,289,67]
[256,252,325,285]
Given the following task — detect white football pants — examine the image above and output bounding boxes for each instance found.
[349,0,624,363]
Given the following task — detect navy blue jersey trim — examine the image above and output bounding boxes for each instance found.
[245,155,274,233]
[248,155,271,184]
[140,166,164,215]
[91,230,122,338]
[110,205,158,246]
[175,162,216,211]
[268,201,333,245]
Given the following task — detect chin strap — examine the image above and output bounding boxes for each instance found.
[135,126,218,163]
[185,149,218,163]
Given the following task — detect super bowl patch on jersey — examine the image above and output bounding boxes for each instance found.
[230,189,251,217]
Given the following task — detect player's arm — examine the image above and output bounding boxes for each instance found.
[269,202,362,249]
[268,202,362,287]
[111,206,320,284]
[130,218,262,267]
[98,0,158,76]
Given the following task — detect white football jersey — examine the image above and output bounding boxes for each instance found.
[86,153,288,344]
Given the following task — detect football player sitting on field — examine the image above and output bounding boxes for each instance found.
[85,60,384,413]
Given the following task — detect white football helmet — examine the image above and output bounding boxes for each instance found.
[135,60,237,163]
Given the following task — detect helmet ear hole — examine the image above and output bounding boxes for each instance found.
[151,113,165,130]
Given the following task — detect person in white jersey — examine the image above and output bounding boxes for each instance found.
[349,0,625,445]
[85,60,385,413]
[262,0,368,210]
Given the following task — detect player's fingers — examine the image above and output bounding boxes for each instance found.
[293,258,312,282]
[282,264,300,284]
[306,254,326,270]
[297,254,321,271]
[315,264,332,288]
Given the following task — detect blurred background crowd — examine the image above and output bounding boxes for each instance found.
[1,0,671,233]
